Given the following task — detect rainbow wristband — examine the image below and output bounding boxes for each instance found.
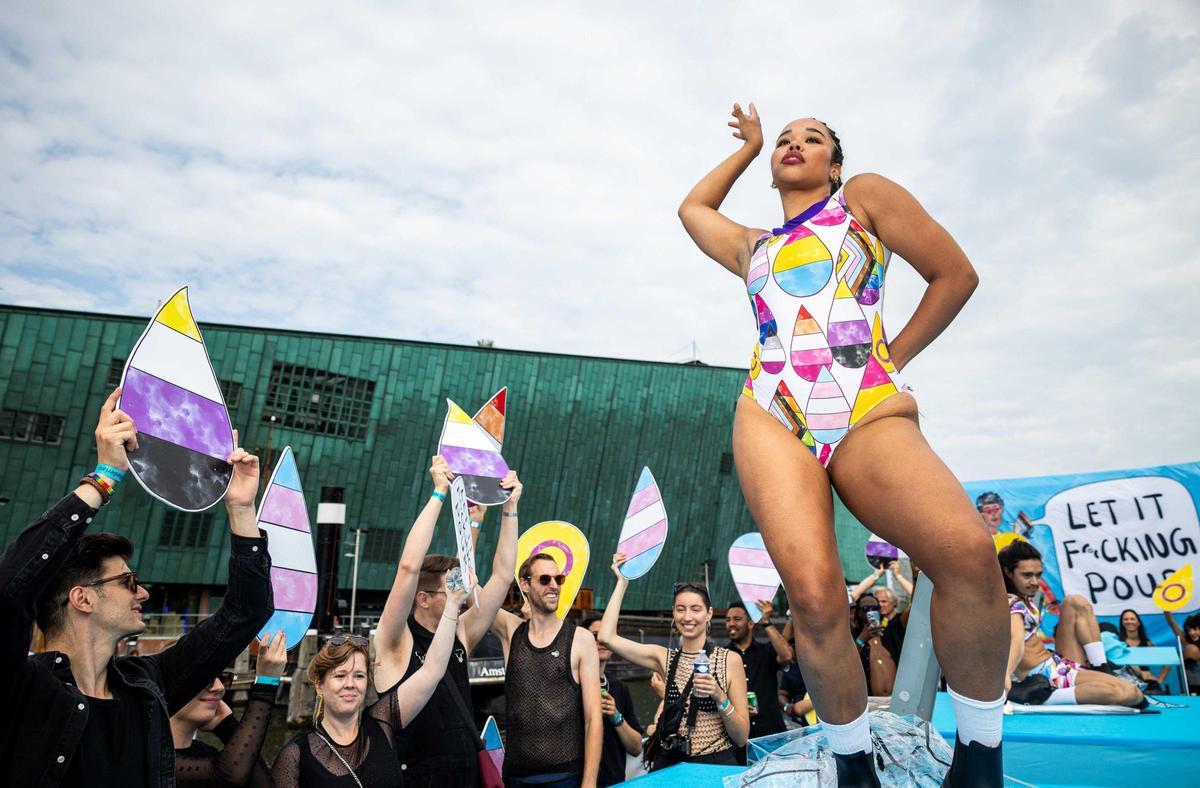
[431,490,447,503]
[78,475,111,505]
[95,464,126,483]
[83,472,115,501]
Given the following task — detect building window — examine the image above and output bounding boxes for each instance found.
[361,529,404,563]
[106,358,125,388]
[159,510,213,549]
[221,380,243,409]
[108,357,241,408]
[0,409,66,445]
[263,363,375,440]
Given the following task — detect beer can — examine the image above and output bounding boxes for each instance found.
[747,691,758,713]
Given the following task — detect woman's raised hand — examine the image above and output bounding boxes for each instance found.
[256,631,288,678]
[429,455,453,494]
[446,569,474,612]
[728,102,763,150]
[224,429,261,510]
[96,387,138,471]
[611,552,629,581]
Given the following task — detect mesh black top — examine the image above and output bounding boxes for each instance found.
[271,683,408,788]
[503,620,584,778]
[663,648,733,756]
[174,683,275,787]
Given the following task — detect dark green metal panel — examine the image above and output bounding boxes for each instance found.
[0,305,875,610]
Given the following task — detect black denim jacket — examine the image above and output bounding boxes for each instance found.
[0,492,273,787]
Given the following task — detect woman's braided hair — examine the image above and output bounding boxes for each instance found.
[817,118,845,193]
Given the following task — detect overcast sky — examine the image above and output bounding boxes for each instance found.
[2,1,1197,482]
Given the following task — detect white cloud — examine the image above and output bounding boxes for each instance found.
[1,0,1197,481]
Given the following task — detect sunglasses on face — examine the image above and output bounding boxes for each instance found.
[217,671,237,687]
[525,574,566,587]
[62,571,140,606]
[859,605,881,613]
[327,634,369,647]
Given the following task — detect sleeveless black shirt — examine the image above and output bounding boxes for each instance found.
[503,620,584,778]
[393,613,479,777]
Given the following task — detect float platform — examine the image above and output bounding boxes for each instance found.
[622,692,1200,786]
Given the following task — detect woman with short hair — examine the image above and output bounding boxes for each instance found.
[271,578,469,788]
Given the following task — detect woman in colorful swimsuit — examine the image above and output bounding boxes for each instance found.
[1001,541,1144,707]
[678,103,1008,787]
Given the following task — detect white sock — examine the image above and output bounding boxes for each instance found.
[822,708,872,755]
[947,686,1004,748]
[1083,641,1107,666]
[1044,687,1077,706]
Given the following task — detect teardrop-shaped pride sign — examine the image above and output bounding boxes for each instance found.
[256,446,317,650]
[120,287,234,511]
[728,532,782,624]
[616,467,668,580]
[516,521,589,619]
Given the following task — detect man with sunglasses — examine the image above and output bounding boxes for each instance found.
[492,553,602,788]
[0,389,273,787]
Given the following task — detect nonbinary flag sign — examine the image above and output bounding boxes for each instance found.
[120,286,234,511]
[438,398,512,506]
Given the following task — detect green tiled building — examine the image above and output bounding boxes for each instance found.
[0,305,876,616]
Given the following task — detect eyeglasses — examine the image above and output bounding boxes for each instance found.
[61,571,140,606]
[522,573,566,587]
[327,634,369,647]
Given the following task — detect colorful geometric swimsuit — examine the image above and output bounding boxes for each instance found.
[741,186,908,466]
[1009,594,1081,689]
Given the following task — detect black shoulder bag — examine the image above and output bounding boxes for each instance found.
[644,649,698,764]
[442,675,504,788]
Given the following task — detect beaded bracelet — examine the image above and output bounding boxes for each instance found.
[94,464,126,483]
[78,475,111,505]
[431,490,447,503]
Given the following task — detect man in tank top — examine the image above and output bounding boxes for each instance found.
[371,464,523,788]
[492,553,602,787]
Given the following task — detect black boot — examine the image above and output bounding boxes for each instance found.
[832,750,881,788]
[941,737,1003,788]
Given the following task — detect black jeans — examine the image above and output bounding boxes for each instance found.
[505,772,581,788]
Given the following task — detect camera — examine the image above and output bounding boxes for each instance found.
[659,733,691,756]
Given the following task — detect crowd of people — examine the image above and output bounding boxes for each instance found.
[2,392,1196,788]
